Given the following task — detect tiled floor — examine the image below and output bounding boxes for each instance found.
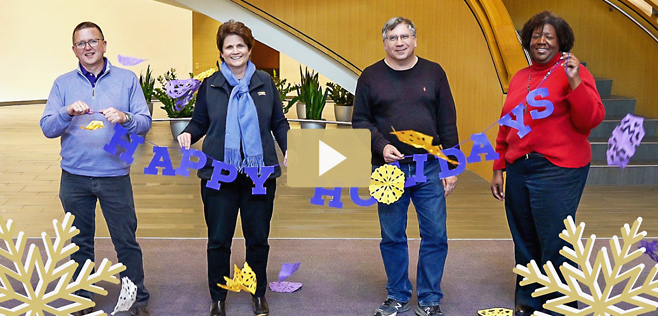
[2,104,657,239]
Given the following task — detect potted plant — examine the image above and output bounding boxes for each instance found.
[272,70,297,114]
[327,82,354,122]
[153,68,196,140]
[139,65,155,116]
[290,67,328,129]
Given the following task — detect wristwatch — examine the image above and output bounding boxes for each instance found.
[124,112,132,123]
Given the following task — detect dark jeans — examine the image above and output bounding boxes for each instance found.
[376,160,447,306]
[59,170,150,306]
[505,156,588,314]
[201,173,276,301]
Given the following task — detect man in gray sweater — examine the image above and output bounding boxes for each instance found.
[40,21,151,316]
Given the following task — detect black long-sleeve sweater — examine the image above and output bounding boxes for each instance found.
[352,57,459,166]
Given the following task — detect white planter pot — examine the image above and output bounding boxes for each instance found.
[300,120,326,129]
[146,101,154,116]
[296,102,306,119]
[334,104,353,122]
[169,118,191,141]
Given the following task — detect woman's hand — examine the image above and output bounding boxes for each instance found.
[562,52,582,91]
[283,150,288,167]
[178,132,192,150]
[491,169,505,201]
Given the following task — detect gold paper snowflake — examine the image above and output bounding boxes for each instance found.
[0,213,125,315]
[513,216,658,315]
[218,262,256,295]
[369,164,405,204]
[478,308,513,316]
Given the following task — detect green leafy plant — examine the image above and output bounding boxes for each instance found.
[139,65,155,102]
[153,69,195,118]
[290,67,328,120]
[326,82,354,106]
[273,70,297,114]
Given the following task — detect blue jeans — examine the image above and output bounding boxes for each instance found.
[59,170,150,306]
[377,159,447,306]
[505,156,588,314]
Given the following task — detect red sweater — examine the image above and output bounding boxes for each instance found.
[493,53,605,170]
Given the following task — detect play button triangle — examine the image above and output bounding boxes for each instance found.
[318,140,347,176]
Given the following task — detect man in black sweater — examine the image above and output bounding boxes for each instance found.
[352,16,458,316]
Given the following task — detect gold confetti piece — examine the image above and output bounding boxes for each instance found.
[390,129,459,165]
[369,164,405,204]
[477,308,513,316]
[218,262,257,295]
[80,120,105,130]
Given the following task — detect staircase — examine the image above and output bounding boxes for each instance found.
[586,78,658,185]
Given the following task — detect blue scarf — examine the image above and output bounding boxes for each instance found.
[221,61,264,172]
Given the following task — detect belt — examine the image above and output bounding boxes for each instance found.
[521,152,544,159]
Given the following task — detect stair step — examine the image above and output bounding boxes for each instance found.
[589,119,658,139]
[601,95,636,119]
[595,78,613,98]
[586,164,658,185]
[591,140,658,163]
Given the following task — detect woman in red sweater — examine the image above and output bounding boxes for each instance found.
[490,11,605,316]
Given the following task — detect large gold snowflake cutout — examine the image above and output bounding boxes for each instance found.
[0,213,125,315]
[514,216,658,315]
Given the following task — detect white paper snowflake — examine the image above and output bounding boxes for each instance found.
[514,216,658,315]
[0,213,125,315]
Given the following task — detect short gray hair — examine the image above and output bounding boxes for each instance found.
[381,17,416,39]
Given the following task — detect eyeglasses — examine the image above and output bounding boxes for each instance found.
[74,39,102,49]
[387,34,413,42]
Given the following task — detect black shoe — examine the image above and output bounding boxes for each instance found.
[415,304,444,316]
[72,307,93,316]
[130,305,151,316]
[210,301,226,316]
[515,304,536,316]
[252,296,269,316]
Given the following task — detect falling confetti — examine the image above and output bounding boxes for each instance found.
[269,281,302,293]
[390,129,459,165]
[607,113,645,169]
[117,54,146,66]
[111,277,137,315]
[218,262,257,295]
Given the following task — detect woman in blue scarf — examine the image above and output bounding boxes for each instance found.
[178,20,289,316]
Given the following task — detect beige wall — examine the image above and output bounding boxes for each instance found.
[0,0,192,102]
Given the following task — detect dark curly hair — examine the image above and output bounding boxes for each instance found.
[216,20,255,61]
[520,11,574,53]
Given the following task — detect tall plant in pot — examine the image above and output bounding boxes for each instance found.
[139,65,155,116]
[290,67,328,129]
[327,82,354,122]
[153,68,216,140]
[273,70,297,115]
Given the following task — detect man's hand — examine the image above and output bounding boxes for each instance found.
[178,132,192,150]
[100,107,128,124]
[283,150,288,167]
[66,101,93,116]
[383,144,404,163]
[442,176,458,197]
[491,169,505,201]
